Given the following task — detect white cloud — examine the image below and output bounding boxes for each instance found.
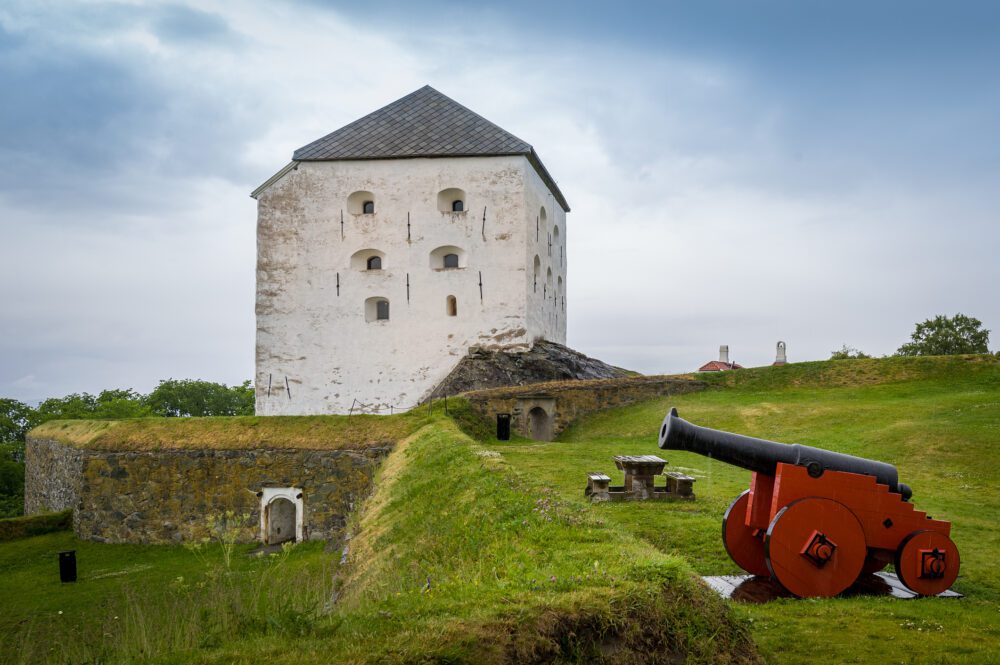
[1,0,997,401]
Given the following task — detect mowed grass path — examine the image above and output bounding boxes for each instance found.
[497,356,1000,664]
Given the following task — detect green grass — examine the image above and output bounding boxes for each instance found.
[29,410,429,450]
[8,355,997,663]
[0,529,336,664]
[497,355,1000,664]
[196,417,755,663]
[1,412,755,664]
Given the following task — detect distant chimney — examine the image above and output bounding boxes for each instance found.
[775,341,787,365]
[719,345,730,364]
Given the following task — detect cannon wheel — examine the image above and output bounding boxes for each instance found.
[764,497,866,598]
[894,530,960,596]
[722,490,769,577]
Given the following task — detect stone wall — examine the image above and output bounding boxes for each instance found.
[464,375,707,440]
[25,438,84,515]
[26,438,389,544]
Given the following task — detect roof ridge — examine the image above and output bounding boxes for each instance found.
[286,85,569,211]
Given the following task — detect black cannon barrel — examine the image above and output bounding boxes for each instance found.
[659,408,911,500]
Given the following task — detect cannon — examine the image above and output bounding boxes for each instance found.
[659,408,959,598]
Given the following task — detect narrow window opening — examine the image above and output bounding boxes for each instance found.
[362,200,375,214]
[443,253,459,269]
[366,256,382,270]
[377,300,389,320]
[446,295,457,316]
[452,200,464,212]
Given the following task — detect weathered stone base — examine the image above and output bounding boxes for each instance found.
[466,375,707,440]
[26,438,390,544]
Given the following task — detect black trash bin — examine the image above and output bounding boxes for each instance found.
[496,413,511,441]
[59,550,77,583]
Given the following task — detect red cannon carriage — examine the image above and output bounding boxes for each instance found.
[659,408,959,598]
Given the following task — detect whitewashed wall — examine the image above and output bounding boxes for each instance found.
[255,155,568,415]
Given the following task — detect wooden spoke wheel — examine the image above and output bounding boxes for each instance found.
[764,497,866,598]
[722,490,769,577]
[894,530,960,596]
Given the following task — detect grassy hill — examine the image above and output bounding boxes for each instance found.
[498,354,1000,663]
[2,410,754,664]
[3,354,998,663]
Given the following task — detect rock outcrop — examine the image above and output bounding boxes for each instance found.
[430,340,632,398]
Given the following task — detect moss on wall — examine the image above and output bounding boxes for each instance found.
[464,375,707,438]
[27,437,390,544]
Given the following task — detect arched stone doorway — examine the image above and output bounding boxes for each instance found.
[266,498,296,544]
[528,406,553,442]
[259,487,304,544]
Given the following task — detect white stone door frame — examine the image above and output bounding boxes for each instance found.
[259,487,304,543]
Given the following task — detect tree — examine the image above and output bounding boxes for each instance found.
[35,389,151,422]
[146,379,255,417]
[896,314,990,357]
[0,399,38,443]
[0,454,24,517]
[829,345,871,360]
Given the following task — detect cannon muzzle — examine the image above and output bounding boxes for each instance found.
[659,408,911,500]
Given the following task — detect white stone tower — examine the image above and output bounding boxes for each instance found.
[252,86,569,415]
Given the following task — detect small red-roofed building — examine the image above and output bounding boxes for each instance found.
[698,346,744,372]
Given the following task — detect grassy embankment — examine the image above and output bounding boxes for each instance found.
[1,407,754,664]
[497,354,1000,664]
[28,411,427,450]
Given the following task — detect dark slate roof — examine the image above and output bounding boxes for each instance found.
[292,86,569,211]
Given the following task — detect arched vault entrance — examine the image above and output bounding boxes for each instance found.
[514,395,557,441]
[528,406,553,441]
[259,487,304,544]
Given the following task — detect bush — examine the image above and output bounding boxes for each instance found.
[0,510,72,541]
[830,345,871,360]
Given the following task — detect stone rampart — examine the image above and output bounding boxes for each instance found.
[464,375,707,440]
[25,438,84,515]
[26,438,389,544]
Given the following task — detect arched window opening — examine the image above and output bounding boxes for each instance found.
[348,191,376,215]
[533,255,541,293]
[430,245,466,270]
[446,295,457,316]
[351,248,386,271]
[365,297,390,322]
[437,188,467,213]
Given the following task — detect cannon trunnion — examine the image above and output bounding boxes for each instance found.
[659,408,959,598]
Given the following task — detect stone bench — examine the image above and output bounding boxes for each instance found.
[663,471,695,498]
[585,473,611,502]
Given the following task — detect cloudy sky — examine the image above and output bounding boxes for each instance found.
[2,0,998,403]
